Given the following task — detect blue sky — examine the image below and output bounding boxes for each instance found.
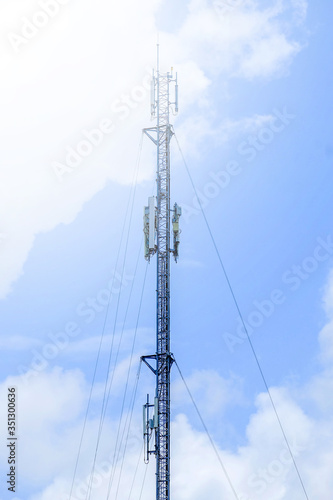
[0,1,333,499]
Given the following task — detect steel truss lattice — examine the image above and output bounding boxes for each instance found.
[142,57,179,500]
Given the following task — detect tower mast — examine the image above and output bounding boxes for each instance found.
[142,46,181,500]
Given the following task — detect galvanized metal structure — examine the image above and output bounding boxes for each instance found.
[141,46,181,500]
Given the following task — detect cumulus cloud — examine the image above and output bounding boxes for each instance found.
[172,369,245,418]
[175,111,275,161]
[319,269,333,362]
[0,368,87,489]
[0,3,314,495]
[291,0,308,24]
[18,379,328,500]
[0,366,146,498]
[0,334,41,351]
[0,0,307,299]
[178,0,304,79]
[4,266,333,500]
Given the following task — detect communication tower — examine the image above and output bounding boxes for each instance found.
[141,45,181,500]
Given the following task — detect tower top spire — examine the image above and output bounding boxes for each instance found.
[156,33,160,75]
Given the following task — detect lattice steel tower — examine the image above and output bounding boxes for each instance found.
[141,45,181,500]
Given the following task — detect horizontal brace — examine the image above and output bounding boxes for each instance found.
[141,355,157,375]
[143,128,157,145]
[141,353,175,376]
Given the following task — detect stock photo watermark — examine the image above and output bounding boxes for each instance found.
[240,438,305,499]
[223,235,333,352]
[52,119,115,181]
[9,427,141,500]
[5,387,18,493]
[8,0,71,52]
[182,107,296,223]
[52,69,151,182]
[62,434,141,500]
[17,270,133,383]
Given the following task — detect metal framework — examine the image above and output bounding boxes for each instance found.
[142,46,180,500]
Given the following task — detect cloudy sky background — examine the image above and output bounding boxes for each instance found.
[0,0,332,499]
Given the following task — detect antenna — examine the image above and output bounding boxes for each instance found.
[157,39,160,74]
[151,70,156,117]
[142,49,181,500]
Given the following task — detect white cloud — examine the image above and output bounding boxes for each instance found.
[175,112,275,160]
[0,366,146,496]
[305,368,333,414]
[306,271,333,414]
[62,327,152,357]
[173,369,245,418]
[0,0,308,299]
[0,368,87,488]
[178,0,304,79]
[319,269,333,363]
[5,273,333,500]
[5,249,333,496]
[216,113,275,143]
[0,335,41,350]
[291,0,308,24]
[322,268,333,319]
[239,34,300,79]
[319,321,333,363]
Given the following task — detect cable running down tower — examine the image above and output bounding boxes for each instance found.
[141,46,181,500]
